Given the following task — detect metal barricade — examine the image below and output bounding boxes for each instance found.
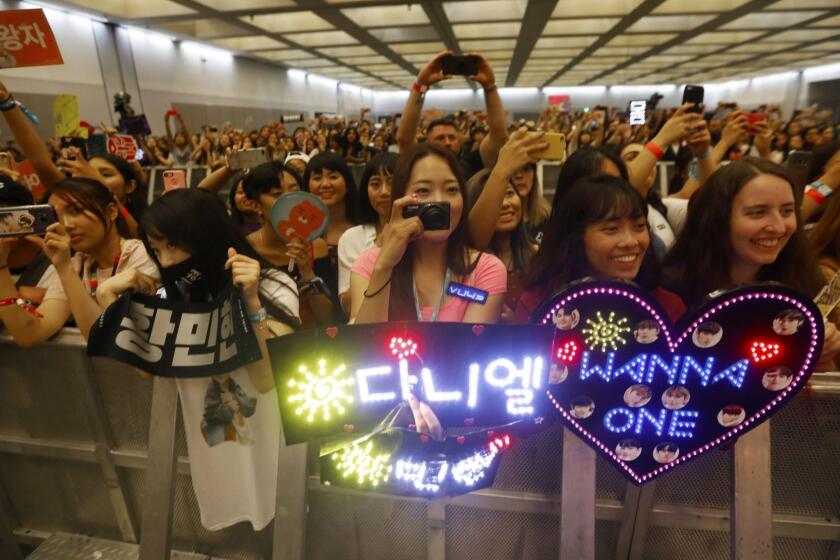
[1,330,839,560]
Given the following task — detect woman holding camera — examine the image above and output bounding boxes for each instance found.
[349,143,506,324]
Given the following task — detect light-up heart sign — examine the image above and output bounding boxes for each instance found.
[532,280,824,484]
[269,322,553,445]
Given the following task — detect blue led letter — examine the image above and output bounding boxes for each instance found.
[580,351,615,382]
[710,359,749,389]
[645,354,681,385]
[678,355,715,386]
[634,408,668,436]
[603,407,635,433]
[667,409,699,438]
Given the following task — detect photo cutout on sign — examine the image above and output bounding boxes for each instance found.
[616,439,643,462]
[762,366,794,391]
[570,396,595,419]
[653,442,679,464]
[623,384,652,408]
[549,362,569,384]
[633,319,660,344]
[661,385,691,410]
[773,309,805,336]
[201,374,257,447]
[717,405,746,427]
[692,321,723,348]
[552,307,580,330]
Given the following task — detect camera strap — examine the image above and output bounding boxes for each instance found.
[412,268,450,323]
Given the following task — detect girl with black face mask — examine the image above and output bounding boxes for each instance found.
[95,188,299,531]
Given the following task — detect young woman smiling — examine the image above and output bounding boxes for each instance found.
[516,174,686,323]
[337,152,398,311]
[0,178,154,346]
[663,157,840,368]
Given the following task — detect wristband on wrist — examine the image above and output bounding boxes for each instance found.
[363,275,392,298]
[248,307,267,323]
[0,296,43,318]
[119,206,130,219]
[0,94,15,111]
[483,83,497,95]
[696,149,712,160]
[411,82,428,95]
[645,141,664,159]
[804,181,833,205]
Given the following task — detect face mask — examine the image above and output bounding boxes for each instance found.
[160,255,205,295]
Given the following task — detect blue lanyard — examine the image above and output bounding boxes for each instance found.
[412,268,450,322]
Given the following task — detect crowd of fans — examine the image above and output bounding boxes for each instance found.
[1,49,839,537]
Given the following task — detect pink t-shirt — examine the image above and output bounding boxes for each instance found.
[351,247,507,322]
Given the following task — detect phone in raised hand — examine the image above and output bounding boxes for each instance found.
[682,85,704,114]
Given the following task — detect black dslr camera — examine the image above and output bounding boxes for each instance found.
[403,202,450,230]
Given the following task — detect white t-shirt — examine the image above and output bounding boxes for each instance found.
[337,224,377,296]
[175,271,299,531]
[647,205,675,251]
[662,197,689,236]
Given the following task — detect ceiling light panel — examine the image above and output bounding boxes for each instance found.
[283,30,357,47]
[771,0,840,8]
[653,0,748,13]
[461,39,518,50]
[453,22,522,39]
[288,58,337,68]
[195,0,295,10]
[443,1,527,22]
[63,0,195,18]
[534,36,595,48]
[368,26,439,43]
[543,18,620,35]
[685,31,763,44]
[246,12,333,34]
[661,44,725,55]
[315,45,375,57]
[628,14,717,33]
[390,42,447,54]
[762,29,838,42]
[531,48,584,57]
[357,63,403,72]
[551,0,638,17]
[211,36,287,51]
[341,5,430,27]
[810,15,840,27]
[721,10,827,30]
[801,40,840,51]
[608,34,678,48]
[338,55,390,65]
[157,19,247,39]
[257,49,316,61]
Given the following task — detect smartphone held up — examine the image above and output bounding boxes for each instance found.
[0,204,57,238]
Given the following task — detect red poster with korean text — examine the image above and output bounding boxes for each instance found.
[16,160,45,201]
[108,135,139,161]
[0,9,63,69]
[548,95,570,109]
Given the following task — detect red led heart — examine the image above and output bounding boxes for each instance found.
[419,434,429,443]
[456,436,465,444]
[557,340,579,363]
[471,324,485,336]
[325,327,338,338]
[750,341,780,363]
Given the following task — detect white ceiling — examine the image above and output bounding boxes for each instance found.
[50,0,840,90]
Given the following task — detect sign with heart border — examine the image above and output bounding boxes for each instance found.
[531,280,824,485]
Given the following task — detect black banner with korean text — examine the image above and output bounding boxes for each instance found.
[87,284,262,377]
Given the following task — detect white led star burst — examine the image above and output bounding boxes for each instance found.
[287,359,355,423]
[582,311,631,352]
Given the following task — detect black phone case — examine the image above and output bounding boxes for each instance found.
[442,56,479,77]
[0,205,57,237]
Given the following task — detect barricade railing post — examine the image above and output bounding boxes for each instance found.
[560,428,595,560]
[731,420,773,559]
[272,435,308,560]
[138,377,179,560]
[0,478,23,560]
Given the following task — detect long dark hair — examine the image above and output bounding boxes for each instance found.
[50,177,132,240]
[356,152,398,226]
[663,157,822,305]
[388,143,478,320]
[526,174,658,295]
[141,189,260,297]
[90,154,148,218]
[226,171,249,229]
[553,146,628,206]
[466,169,534,278]
[302,151,359,224]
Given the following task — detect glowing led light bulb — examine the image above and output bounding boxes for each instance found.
[287,359,354,423]
[750,340,780,363]
[582,311,630,352]
[333,441,392,486]
[389,336,418,360]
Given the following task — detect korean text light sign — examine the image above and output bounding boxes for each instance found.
[268,322,553,445]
